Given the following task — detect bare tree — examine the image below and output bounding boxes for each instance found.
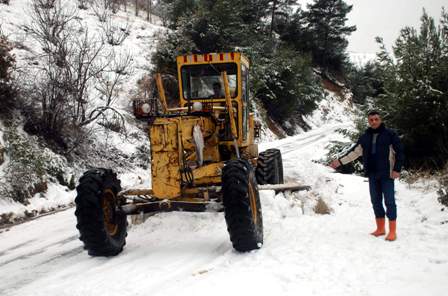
[92,0,112,22]
[77,0,89,9]
[85,51,133,126]
[23,0,77,132]
[23,0,132,149]
[93,0,131,45]
[38,0,57,9]
[100,16,131,46]
[111,0,120,13]
[146,0,152,23]
[153,0,170,26]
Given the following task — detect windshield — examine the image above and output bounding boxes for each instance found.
[181,63,238,100]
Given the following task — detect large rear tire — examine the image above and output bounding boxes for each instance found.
[256,148,284,185]
[222,159,263,252]
[75,168,127,257]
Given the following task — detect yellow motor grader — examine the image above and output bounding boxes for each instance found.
[74,52,297,257]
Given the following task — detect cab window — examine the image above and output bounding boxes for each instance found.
[181,63,238,100]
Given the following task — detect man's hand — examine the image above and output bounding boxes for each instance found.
[391,171,400,179]
[329,159,341,169]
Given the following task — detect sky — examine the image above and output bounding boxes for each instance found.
[297,0,447,54]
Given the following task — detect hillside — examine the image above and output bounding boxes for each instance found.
[0,0,356,223]
[0,0,163,222]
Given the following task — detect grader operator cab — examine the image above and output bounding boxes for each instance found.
[74,53,290,257]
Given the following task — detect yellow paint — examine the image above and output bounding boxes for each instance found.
[155,73,168,113]
[140,53,260,201]
[150,120,181,198]
[192,162,224,185]
[222,71,238,140]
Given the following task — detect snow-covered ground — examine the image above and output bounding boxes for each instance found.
[1,123,446,296]
[1,2,447,294]
[305,90,356,129]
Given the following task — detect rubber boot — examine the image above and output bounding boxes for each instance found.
[370,218,386,236]
[385,220,397,241]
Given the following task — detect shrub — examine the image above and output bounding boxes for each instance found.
[0,126,48,204]
[254,47,324,134]
[0,123,69,204]
[0,30,16,114]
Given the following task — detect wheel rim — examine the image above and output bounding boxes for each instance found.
[102,189,119,236]
[248,179,258,225]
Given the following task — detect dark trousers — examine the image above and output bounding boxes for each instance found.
[368,175,397,220]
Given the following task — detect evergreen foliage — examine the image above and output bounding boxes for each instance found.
[0,122,68,203]
[372,9,448,169]
[151,0,354,130]
[341,9,448,170]
[255,47,323,121]
[345,61,384,105]
[305,0,356,71]
[281,0,356,72]
[0,30,16,114]
[158,0,197,28]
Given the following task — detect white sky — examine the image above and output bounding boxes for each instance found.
[297,0,447,54]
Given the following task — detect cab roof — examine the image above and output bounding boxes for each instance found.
[177,52,249,67]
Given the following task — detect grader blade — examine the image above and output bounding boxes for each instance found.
[258,182,311,193]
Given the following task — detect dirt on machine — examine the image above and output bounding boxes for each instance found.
[74,52,305,257]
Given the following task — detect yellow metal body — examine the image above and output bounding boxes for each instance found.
[150,52,258,200]
[155,73,168,113]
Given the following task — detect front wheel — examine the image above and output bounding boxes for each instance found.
[222,159,263,252]
[74,168,127,256]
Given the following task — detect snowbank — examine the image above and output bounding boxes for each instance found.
[0,123,446,296]
[0,183,75,221]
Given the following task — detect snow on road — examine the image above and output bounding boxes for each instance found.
[1,124,447,296]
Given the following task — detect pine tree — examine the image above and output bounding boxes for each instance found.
[373,9,448,169]
[152,0,325,133]
[255,46,323,132]
[279,6,311,53]
[0,32,16,114]
[159,0,197,28]
[268,0,297,37]
[346,61,384,105]
[305,0,356,71]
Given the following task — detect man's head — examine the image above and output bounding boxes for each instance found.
[367,110,382,129]
[212,82,222,97]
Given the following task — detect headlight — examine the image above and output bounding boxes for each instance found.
[192,102,202,112]
[141,103,151,114]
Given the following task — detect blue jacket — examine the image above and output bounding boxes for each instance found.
[339,123,404,178]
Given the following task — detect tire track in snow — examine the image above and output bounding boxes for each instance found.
[261,123,348,155]
[0,235,78,268]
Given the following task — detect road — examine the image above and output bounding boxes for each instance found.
[1,124,447,296]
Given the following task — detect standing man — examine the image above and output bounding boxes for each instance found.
[330,111,404,241]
